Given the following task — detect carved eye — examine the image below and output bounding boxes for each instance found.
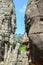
[0,1,2,2]
[40,18,43,21]
[36,0,38,1]
[2,19,4,22]
[2,19,4,24]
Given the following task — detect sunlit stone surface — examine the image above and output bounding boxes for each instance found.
[25,0,43,65]
[0,0,16,62]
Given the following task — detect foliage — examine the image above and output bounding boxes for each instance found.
[20,45,26,51]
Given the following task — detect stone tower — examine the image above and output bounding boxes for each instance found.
[25,0,43,65]
[0,0,16,61]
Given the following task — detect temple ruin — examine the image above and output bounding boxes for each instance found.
[0,0,43,65]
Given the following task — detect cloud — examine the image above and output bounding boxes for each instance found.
[19,5,26,13]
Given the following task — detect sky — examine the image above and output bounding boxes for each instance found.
[13,0,28,34]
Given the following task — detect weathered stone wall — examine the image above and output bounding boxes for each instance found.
[0,0,16,61]
[25,0,43,64]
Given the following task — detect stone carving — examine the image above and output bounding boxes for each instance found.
[22,32,29,44]
[25,0,43,64]
[0,0,16,61]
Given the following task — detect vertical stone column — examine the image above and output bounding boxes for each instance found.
[4,43,7,61]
